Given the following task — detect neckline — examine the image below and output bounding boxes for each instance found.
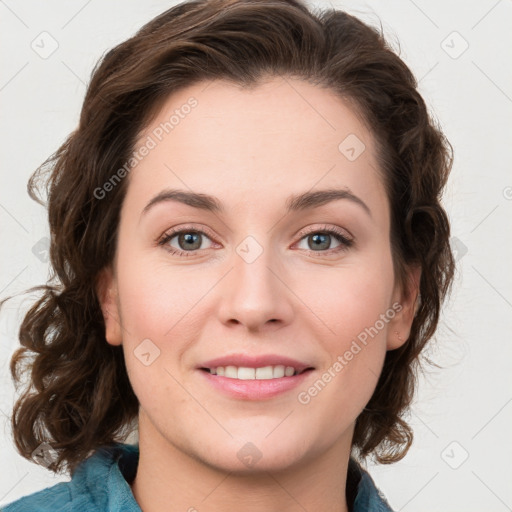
[114,443,362,510]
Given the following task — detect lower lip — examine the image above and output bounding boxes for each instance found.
[198,369,314,400]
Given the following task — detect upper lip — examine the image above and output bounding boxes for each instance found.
[198,354,314,373]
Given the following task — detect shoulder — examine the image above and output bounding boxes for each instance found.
[349,458,395,512]
[1,443,141,512]
[1,481,73,512]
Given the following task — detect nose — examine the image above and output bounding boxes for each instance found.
[217,241,294,332]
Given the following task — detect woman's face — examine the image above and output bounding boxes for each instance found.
[99,77,418,472]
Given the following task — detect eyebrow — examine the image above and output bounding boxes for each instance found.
[141,187,372,218]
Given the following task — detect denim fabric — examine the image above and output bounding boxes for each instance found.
[2,443,394,511]
[353,466,395,511]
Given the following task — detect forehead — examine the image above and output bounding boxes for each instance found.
[127,77,385,214]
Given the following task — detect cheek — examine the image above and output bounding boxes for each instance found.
[114,257,216,409]
[293,259,393,412]
[116,260,196,421]
[297,256,395,343]
[116,256,213,341]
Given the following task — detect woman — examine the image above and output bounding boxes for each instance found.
[2,0,454,510]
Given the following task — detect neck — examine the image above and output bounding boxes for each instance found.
[131,411,351,512]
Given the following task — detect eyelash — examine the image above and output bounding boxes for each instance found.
[157,224,354,258]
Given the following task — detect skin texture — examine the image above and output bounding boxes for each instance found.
[97,77,420,512]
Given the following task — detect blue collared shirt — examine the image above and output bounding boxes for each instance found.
[2,443,394,511]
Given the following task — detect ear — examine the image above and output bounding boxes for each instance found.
[95,266,123,346]
[386,264,421,351]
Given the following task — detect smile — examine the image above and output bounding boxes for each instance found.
[198,367,315,400]
[201,365,311,380]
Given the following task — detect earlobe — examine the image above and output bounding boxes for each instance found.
[386,265,421,351]
[95,267,123,346]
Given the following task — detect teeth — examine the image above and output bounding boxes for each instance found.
[208,365,299,380]
[256,366,273,379]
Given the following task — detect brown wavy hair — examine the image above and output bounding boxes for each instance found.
[2,0,454,474]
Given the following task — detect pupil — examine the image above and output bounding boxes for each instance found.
[310,233,329,250]
[180,232,201,250]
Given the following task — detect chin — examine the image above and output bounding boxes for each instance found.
[189,432,313,475]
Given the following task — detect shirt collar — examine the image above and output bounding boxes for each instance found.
[76,442,394,512]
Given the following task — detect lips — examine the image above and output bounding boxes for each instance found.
[198,353,314,374]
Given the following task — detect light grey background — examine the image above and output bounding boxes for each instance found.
[1,1,511,510]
